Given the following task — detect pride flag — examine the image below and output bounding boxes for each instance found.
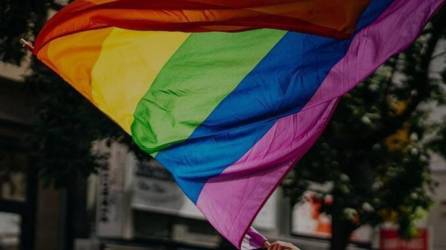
[33,0,444,248]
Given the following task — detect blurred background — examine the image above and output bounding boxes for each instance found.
[1,1,446,250]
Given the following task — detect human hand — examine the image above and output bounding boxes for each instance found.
[264,241,300,250]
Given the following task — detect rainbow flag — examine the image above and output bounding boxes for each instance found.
[33,0,444,248]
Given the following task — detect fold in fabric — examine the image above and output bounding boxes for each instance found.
[34,0,370,51]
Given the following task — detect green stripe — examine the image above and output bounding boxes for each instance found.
[131,29,285,154]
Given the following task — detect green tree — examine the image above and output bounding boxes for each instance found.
[283,9,446,250]
[2,2,136,249]
[1,0,44,64]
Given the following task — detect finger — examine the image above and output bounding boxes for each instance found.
[264,241,271,248]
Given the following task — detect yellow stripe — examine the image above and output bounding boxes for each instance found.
[91,28,190,133]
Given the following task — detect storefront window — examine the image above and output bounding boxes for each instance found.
[0,212,20,250]
[0,152,27,202]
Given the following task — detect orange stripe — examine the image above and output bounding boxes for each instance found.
[36,28,112,101]
[34,0,370,53]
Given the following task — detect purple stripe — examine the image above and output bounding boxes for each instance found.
[197,99,338,247]
[241,227,268,249]
[196,0,444,248]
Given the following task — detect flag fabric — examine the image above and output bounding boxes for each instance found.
[33,0,444,248]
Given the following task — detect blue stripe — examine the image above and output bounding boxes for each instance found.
[156,0,393,203]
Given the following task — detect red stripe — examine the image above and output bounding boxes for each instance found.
[35,0,369,53]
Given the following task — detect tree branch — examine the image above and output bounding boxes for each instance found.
[366,14,446,144]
